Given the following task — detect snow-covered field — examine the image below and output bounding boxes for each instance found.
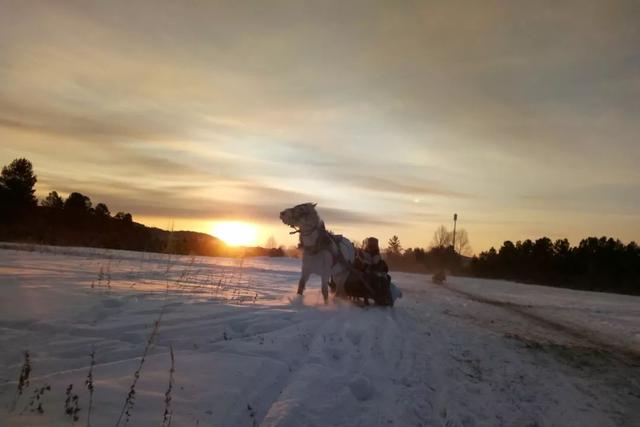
[0,244,638,427]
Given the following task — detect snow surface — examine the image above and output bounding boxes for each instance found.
[0,244,639,427]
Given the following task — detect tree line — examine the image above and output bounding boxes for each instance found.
[0,158,284,257]
[383,225,472,274]
[470,237,639,294]
[384,225,638,295]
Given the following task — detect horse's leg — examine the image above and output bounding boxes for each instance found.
[297,255,314,296]
[298,269,310,295]
[333,269,347,297]
[321,272,330,304]
[321,253,331,303]
[336,277,346,297]
[329,279,337,294]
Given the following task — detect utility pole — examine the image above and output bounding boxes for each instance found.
[452,213,458,254]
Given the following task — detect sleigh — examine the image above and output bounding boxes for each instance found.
[330,270,401,307]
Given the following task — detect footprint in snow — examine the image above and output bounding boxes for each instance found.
[323,346,344,361]
[346,329,363,345]
[101,297,123,308]
[349,375,374,401]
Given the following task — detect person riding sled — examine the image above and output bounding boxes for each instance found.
[351,237,393,302]
[354,237,389,276]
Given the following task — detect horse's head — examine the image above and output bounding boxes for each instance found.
[280,202,319,230]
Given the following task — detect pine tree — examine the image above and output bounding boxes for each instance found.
[387,235,403,255]
[95,203,111,217]
[42,191,64,209]
[0,158,37,208]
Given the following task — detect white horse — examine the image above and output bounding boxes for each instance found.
[280,203,355,303]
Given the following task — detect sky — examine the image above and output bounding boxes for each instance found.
[1,0,639,252]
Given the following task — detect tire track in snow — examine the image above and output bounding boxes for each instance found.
[380,276,639,427]
[441,282,640,365]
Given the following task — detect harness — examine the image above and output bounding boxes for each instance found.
[292,224,334,256]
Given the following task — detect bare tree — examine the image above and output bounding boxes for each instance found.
[431,225,452,249]
[265,235,277,249]
[454,229,472,256]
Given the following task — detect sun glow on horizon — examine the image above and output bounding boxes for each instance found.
[211,221,258,246]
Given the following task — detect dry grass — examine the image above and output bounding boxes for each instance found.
[9,350,31,412]
[85,348,95,427]
[20,383,50,415]
[161,345,175,427]
[3,247,261,424]
[64,384,81,423]
[115,315,163,427]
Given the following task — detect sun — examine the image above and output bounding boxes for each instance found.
[211,221,258,246]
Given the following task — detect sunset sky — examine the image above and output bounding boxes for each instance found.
[1,1,639,252]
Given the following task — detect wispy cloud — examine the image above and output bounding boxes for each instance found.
[1,0,639,249]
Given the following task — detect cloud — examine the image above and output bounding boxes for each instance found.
[1,0,639,249]
[339,174,469,198]
[36,173,389,226]
[317,206,399,227]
